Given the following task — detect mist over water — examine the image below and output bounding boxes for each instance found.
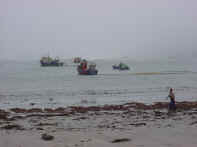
[0,58,197,109]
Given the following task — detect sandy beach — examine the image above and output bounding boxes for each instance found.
[1,101,197,147]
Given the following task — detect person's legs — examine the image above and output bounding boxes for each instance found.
[169,101,176,112]
[172,101,176,112]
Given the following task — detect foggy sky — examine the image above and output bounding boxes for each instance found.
[0,0,197,60]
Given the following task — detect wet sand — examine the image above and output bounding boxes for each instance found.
[1,101,197,147]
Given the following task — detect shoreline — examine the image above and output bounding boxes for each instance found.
[1,101,197,147]
[1,101,197,115]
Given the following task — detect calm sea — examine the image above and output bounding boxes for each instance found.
[0,59,197,109]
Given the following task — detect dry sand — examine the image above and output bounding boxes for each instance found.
[0,101,197,147]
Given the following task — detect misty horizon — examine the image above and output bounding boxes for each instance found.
[1,0,197,61]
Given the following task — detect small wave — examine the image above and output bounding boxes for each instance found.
[162,70,193,74]
[80,99,97,104]
[163,70,192,73]
[131,71,192,76]
[132,72,165,75]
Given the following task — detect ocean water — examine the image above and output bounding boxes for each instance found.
[0,59,197,109]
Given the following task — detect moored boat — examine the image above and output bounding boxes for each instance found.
[112,62,130,70]
[77,60,98,75]
[40,56,64,67]
[73,57,81,63]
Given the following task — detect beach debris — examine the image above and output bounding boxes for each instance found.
[154,111,166,117]
[129,123,146,127]
[190,121,197,126]
[80,139,92,143]
[10,108,43,113]
[35,122,58,127]
[30,103,36,106]
[73,116,88,120]
[10,108,27,113]
[7,101,197,116]
[111,138,131,143]
[44,107,67,113]
[1,124,24,130]
[41,133,54,141]
[36,127,44,130]
[27,108,43,113]
[98,124,110,129]
[0,110,9,120]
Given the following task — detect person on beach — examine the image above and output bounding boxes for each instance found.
[167,88,176,112]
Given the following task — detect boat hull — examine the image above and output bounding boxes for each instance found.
[40,61,64,67]
[77,66,98,75]
[112,65,129,70]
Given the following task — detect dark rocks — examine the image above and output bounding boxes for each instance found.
[142,115,151,119]
[11,116,24,120]
[41,133,54,141]
[73,116,88,120]
[165,124,173,128]
[10,108,43,113]
[154,111,166,117]
[30,103,36,106]
[129,123,146,127]
[36,127,44,130]
[1,124,24,130]
[69,105,128,114]
[80,139,92,143]
[190,121,197,125]
[111,138,131,143]
[35,122,58,127]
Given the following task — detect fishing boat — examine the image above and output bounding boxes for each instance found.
[40,56,64,67]
[112,62,130,70]
[73,57,81,63]
[77,60,98,75]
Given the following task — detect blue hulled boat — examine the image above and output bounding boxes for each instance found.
[77,60,98,75]
[40,56,64,67]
